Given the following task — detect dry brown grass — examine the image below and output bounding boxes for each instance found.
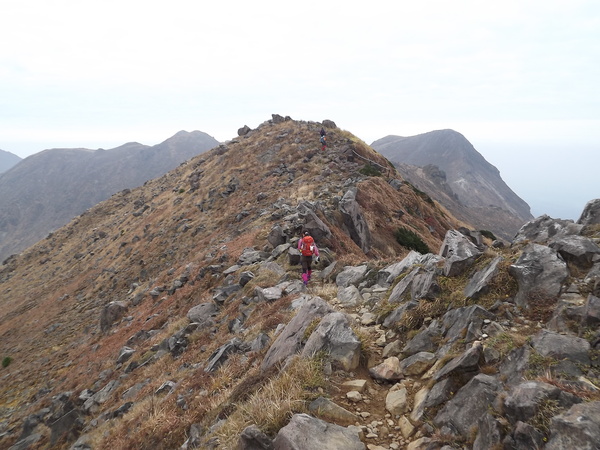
[213,355,326,447]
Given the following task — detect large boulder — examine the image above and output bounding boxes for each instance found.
[339,188,371,253]
[513,215,582,244]
[272,413,365,450]
[433,374,501,438]
[387,267,440,303]
[261,297,333,371]
[503,380,581,425]
[301,312,361,371]
[441,305,495,343]
[296,201,332,243]
[549,235,600,269]
[545,401,600,450]
[577,198,600,226]
[187,302,219,327]
[464,256,504,300]
[335,265,368,288]
[530,329,591,365]
[439,229,483,277]
[509,243,569,308]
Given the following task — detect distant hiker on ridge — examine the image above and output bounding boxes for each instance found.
[298,230,320,285]
[319,127,327,150]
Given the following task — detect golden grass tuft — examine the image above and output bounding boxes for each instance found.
[213,355,326,447]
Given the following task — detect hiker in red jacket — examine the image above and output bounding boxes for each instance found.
[298,230,320,285]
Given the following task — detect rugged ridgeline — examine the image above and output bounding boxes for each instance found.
[371,130,534,241]
[0,131,219,262]
[0,149,21,174]
[0,116,598,449]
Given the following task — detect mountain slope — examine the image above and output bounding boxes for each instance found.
[0,117,461,448]
[3,117,596,449]
[372,130,533,240]
[0,149,21,174]
[0,131,218,261]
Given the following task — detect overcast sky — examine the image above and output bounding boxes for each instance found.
[1,1,598,221]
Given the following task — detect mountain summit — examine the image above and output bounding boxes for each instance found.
[372,130,533,240]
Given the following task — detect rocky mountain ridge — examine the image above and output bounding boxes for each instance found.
[0,116,599,449]
[0,130,218,262]
[371,130,533,241]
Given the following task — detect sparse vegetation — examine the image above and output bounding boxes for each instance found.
[479,229,497,241]
[214,356,326,447]
[359,164,382,177]
[394,226,431,254]
[2,356,12,368]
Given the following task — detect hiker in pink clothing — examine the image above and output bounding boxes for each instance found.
[298,230,320,285]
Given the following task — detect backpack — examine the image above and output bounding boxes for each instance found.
[300,236,315,256]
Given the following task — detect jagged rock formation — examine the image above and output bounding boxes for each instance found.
[0,131,219,262]
[0,117,599,449]
[0,149,21,174]
[372,130,534,241]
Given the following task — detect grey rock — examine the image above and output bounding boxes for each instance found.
[464,255,503,299]
[545,401,600,450]
[337,285,364,307]
[433,341,483,381]
[155,380,176,395]
[511,421,545,450]
[296,201,332,242]
[335,265,368,288]
[549,234,600,269]
[273,413,365,450]
[399,351,437,377]
[377,251,423,286]
[302,312,361,371]
[261,297,334,371]
[441,305,495,343]
[116,346,135,365]
[509,243,568,308]
[339,188,371,253]
[382,300,419,329]
[255,286,283,302]
[369,356,403,382]
[100,301,128,333]
[513,215,582,244]
[424,377,462,409]
[439,229,483,276]
[267,225,287,248]
[238,248,270,265]
[237,424,274,450]
[433,374,501,438]
[308,397,359,425]
[577,198,600,226]
[402,321,442,356]
[187,302,219,327]
[473,412,504,450]
[530,329,591,365]
[205,338,248,373]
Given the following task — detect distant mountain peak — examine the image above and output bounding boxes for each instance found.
[372,131,533,240]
